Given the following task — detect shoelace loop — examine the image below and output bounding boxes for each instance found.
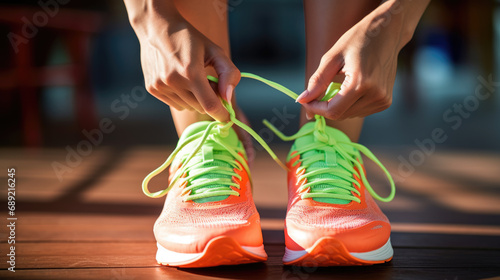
[142,76,287,200]
[313,115,336,145]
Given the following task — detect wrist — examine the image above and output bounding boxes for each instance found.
[367,0,429,51]
[125,0,183,38]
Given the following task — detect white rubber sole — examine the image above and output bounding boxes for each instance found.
[283,238,393,266]
[156,236,267,267]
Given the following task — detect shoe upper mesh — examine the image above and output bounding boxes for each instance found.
[286,189,388,230]
[156,198,256,228]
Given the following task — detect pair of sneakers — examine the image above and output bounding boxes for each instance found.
[142,73,395,267]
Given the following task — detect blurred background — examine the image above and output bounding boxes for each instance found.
[0,0,499,150]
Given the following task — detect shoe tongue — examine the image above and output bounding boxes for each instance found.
[177,121,241,203]
[295,122,355,205]
[294,122,316,149]
[178,121,238,145]
[295,122,352,148]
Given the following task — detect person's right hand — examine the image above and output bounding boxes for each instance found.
[130,7,240,122]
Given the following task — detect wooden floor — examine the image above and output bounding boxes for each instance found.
[1,146,500,280]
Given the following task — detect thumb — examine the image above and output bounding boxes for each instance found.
[206,46,241,104]
[297,54,343,104]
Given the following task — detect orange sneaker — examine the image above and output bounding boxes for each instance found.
[142,120,267,267]
[270,116,396,266]
[249,74,396,266]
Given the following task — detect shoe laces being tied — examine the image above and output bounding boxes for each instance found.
[142,72,394,204]
[141,74,287,202]
[252,74,396,204]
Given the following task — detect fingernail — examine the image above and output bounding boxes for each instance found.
[306,112,312,120]
[226,85,234,104]
[296,90,307,103]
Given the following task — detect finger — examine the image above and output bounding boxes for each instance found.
[305,111,314,121]
[301,74,360,120]
[163,91,198,111]
[148,89,185,111]
[340,86,393,119]
[170,88,205,113]
[208,80,219,93]
[145,83,182,109]
[337,95,372,119]
[190,75,230,122]
[206,46,241,103]
[159,95,185,111]
[296,53,343,104]
[155,82,205,113]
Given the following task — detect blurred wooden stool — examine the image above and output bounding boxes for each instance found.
[0,6,104,147]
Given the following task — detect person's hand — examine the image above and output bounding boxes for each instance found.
[129,5,240,122]
[296,1,419,120]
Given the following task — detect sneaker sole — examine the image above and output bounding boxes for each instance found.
[283,237,393,266]
[156,236,267,268]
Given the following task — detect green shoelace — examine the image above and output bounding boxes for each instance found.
[142,72,395,203]
[246,73,395,203]
[265,115,395,203]
[142,75,286,201]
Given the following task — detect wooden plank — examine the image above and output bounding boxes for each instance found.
[0,214,156,242]
[1,243,499,270]
[1,267,500,280]
[0,148,113,180]
[0,242,157,269]
[391,232,500,250]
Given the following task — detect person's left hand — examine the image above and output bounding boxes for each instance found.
[296,5,412,120]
